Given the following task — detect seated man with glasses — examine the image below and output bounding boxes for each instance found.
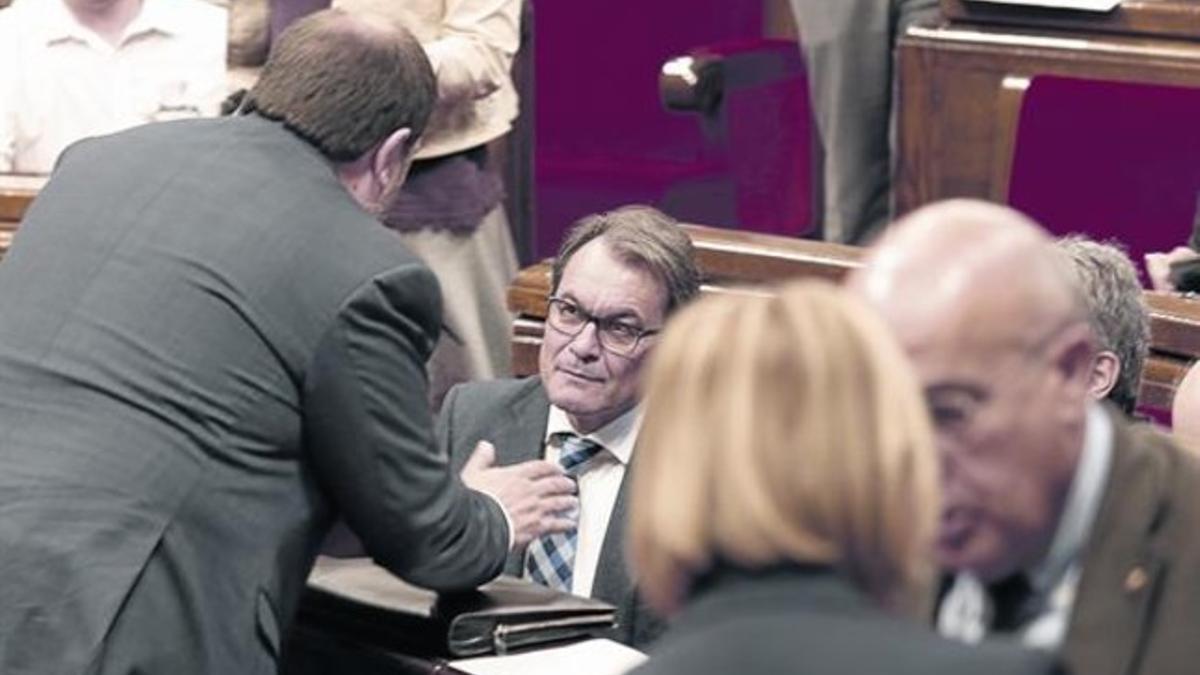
[439,204,701,650]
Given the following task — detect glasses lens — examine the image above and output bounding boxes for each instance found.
[549,299,583,334]
[598,324,638,355]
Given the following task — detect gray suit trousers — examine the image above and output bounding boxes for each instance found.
[789,0,939,244]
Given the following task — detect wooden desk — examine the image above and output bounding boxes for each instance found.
[509,225,1200,414]
[897,23,1200,214]
[896,0,1200,215]
[940,0,1200,41]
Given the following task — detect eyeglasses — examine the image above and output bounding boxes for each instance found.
[546,296,661,357]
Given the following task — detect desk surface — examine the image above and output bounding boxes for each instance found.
[941,0,1200,41]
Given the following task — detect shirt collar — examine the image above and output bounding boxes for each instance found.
[125,0,184,39]
[35,0,178,47]
[1027,402,1114,593]
[544,404,641,466]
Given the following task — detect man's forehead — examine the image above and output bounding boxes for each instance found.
[559,242,667,309]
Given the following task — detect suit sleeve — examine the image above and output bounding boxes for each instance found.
[303,264,508,590]
[437,383,471,475]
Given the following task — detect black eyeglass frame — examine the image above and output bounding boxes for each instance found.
[545,295,662,357]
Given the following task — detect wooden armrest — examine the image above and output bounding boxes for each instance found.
[660,39,804,114]
[0,175,45,223]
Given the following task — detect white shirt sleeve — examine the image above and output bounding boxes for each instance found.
[176,2,230,117]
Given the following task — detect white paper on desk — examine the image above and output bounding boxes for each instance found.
[451,638,647,675]
[966,0,1120,11]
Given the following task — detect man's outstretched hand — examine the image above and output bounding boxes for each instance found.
[460,441,578,550]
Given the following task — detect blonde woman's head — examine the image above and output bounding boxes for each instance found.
[629,281,938,616]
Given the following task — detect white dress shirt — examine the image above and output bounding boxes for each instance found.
[537,404,639,598]
[938,403,1114,650]
[0,0,227,174]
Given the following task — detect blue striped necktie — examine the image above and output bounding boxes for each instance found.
[524,433,604,592]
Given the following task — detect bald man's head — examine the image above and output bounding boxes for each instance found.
[849,199,1087,358]
[848,199,1096,583]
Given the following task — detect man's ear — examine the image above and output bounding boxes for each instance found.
[1087,351,1121,402]
[372,127,413,190]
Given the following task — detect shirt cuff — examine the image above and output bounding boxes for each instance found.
[476,488,516,554]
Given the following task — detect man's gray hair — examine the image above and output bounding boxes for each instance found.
[551,205,701,315]
[1055,235,1150,414]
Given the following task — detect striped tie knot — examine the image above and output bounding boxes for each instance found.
[554,433,604,476]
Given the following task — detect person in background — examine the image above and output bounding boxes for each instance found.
[1054,236,1150,417]
[0,11,573,673]
[439,205,700,648]
[1144,245,1199,293]
[0,0,228,174]
[787,0,938,244]
[850,199,1200,675]
[334,0,523,409]
[626,281,1059,675]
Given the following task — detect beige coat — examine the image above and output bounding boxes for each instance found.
[334,0,520,159]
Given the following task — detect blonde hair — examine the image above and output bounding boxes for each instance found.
[629,281,938,617]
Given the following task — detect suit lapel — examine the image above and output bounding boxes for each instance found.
[591,467,633,606]
[1063,412,1172,675]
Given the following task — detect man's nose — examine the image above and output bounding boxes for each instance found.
[568,320,603,359]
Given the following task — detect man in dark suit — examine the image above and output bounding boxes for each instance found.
[0,10,574,674]
[439,205,701,649]
[850,199,1200,674]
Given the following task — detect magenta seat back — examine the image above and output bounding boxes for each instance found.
[534,0,767,256]
[1007,75,1200,283]
[722,43,815,239]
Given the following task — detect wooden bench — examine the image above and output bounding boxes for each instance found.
[508,224,1200,414]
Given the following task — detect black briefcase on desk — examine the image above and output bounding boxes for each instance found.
[283,556,618,675]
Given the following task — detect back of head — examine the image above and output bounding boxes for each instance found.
[243,9,436,162]
[1054,236,1150,414]
[630,281,938,617]
[551,205,700,316]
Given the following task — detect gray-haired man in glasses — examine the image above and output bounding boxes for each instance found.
[439,204,700,649]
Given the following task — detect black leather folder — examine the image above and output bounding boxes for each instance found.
[294,556,617,660]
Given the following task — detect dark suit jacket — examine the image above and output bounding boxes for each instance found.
[438,376,665,648]
[0,115,508,674]
[1059,412,1200,675]
[632,565,1062,675]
